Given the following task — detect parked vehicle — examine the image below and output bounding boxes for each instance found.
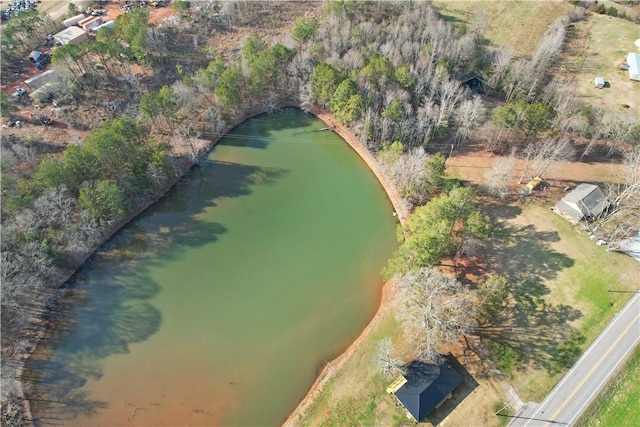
[35,53,50,70]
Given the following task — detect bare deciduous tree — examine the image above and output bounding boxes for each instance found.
[484,154,516,199]
[598,146,640,250]
[455,96,485,147]
[518,137,575,183]
[33,185,76,227]
[487,47,513,90]
[396,267,475,362]
[372,338,406,380]
[378,143,432,206]
[600,117,640,158]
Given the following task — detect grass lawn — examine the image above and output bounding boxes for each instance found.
[479,199,639,400]
[290,196,638,426]
[562,13,640,120]
[432,0,572,57]
[293,314,408,426]
[576,346,640,427]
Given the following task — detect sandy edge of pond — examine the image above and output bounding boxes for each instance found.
[282,111,408,427]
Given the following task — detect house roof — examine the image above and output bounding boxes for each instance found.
[394,361,462,422]
[554,184,609,223]
[54,26,88,45]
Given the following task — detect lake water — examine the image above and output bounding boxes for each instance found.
[25,108,398,426]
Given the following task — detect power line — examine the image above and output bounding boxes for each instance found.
[201,131,466,149]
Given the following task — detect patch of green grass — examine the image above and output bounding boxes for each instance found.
[298,314,408,426]
[577,347,640,427]
[494,401,515,427]
[432,0,571,57]
[480,203,637,400]
[570,14,639,120]
[487,342,520,376]
[319,395,380,427]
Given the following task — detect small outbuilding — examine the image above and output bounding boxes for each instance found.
[29,51,44,63]
[95,20,115,32]
[594,76,605,88]
[24,70,57,90]
[626,52,640,81]
[53,26,89,46]
[63,13,86,28]
[388,360,462,422]
[553,183,609,224]
[461,75,488,95]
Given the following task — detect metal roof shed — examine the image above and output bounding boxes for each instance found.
[553,184,609,224]
[24,70,57,90]
[627,52,640,81]
[53,26,88,46]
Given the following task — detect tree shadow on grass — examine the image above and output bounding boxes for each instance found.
[24,158,290,424]
[476,219,584,373]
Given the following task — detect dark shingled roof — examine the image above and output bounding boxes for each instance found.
[394,361,462,422]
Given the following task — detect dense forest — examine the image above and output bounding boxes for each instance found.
[2,1,639,425]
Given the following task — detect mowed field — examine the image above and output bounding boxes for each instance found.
[432,0,572,57]
[480,201,639,401]
[565,14,640,120]
[577,347,640,427]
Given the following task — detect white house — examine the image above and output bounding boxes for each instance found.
[627,52,640,81]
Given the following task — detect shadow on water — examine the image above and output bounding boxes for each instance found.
[145,160,289,216]
[215,108,317,150]
[24,159,289,425]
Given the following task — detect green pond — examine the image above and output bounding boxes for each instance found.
[26,108,398,426]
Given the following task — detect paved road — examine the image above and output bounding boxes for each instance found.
[509,291,640,427]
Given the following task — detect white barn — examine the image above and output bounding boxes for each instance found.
[627,52,640,81]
